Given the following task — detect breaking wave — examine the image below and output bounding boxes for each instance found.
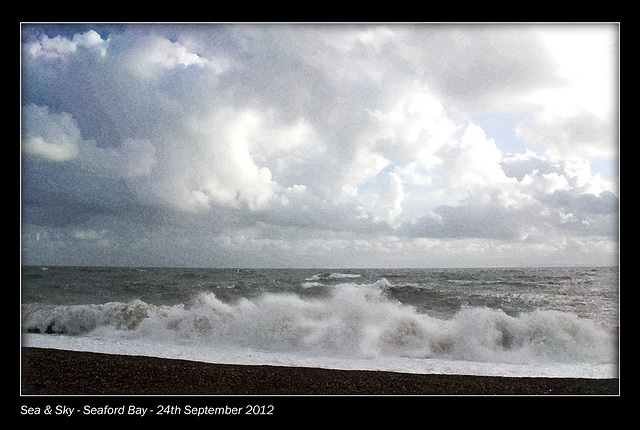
[22,279,616,366]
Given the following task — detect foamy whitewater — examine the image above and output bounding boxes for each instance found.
[21,266,619,379]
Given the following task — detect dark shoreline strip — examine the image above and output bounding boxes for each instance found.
[21,347,618,395]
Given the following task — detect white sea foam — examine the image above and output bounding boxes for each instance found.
[21,279,618,379]
[22,333,617,379]
[305,272,361,281]
[301,281,324,288]
[329,273,361,279]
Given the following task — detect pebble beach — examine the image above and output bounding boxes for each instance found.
[21,347,619,396]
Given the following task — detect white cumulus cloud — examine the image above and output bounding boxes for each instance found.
[21,24,619,268]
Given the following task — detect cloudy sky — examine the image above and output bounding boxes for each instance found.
[20,23,619,268]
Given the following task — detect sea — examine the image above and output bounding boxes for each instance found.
[21,266,619,379]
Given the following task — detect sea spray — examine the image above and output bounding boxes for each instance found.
[22,278,616,366]
[22,266,619,378]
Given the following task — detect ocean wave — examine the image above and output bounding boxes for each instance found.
[305,272,362,282]
[301,281,324,288]
[21,279,616,366]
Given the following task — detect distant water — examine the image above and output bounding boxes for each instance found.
[21,266,619,379]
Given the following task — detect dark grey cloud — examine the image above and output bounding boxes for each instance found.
[501,150,562,181]
[398,192,618,243]
[542,189,619,216]
[398,204,521,240]
[418,25,561,104]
